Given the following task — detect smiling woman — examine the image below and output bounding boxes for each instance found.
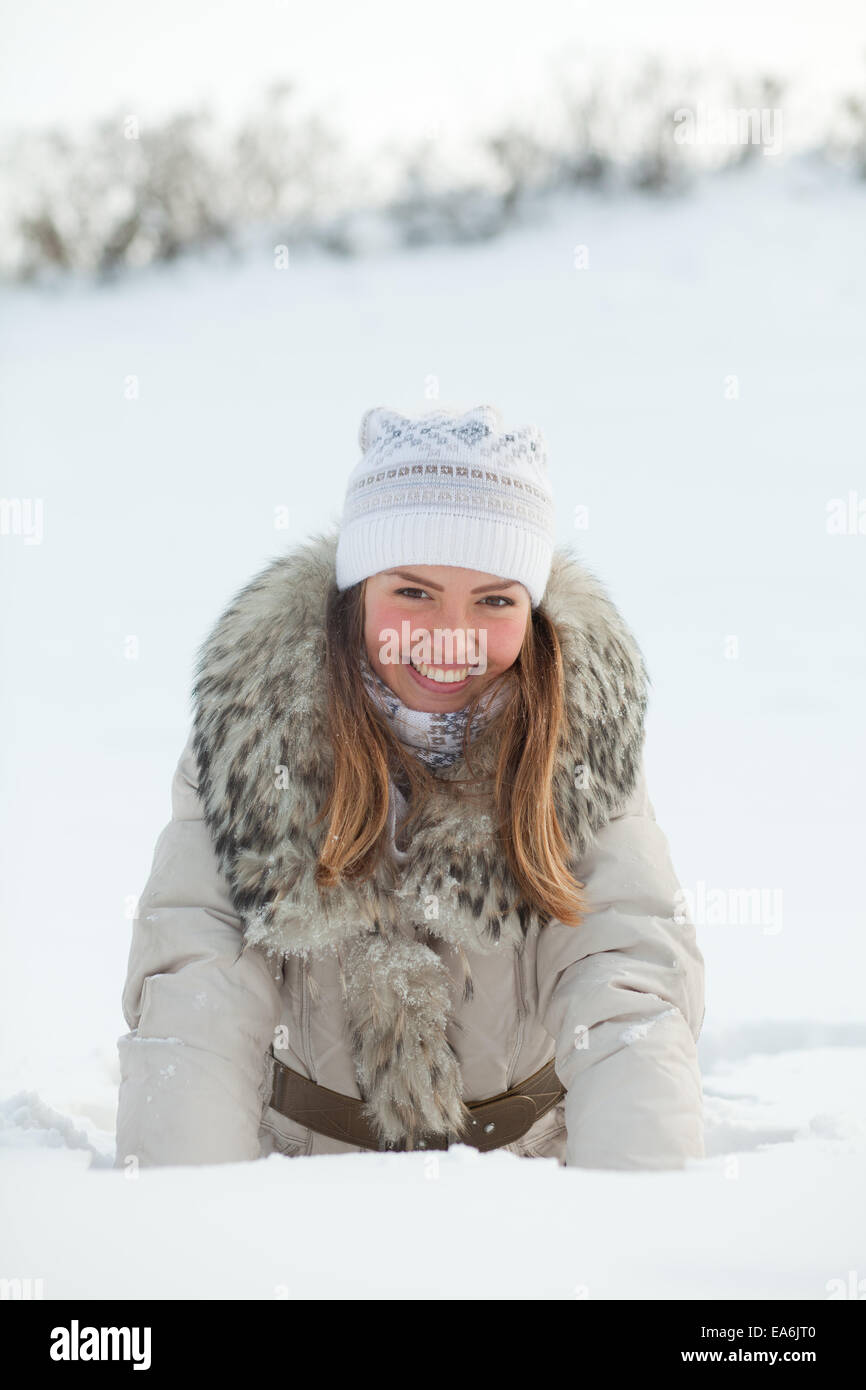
[362,563,531,701]
[115,402,705,1173]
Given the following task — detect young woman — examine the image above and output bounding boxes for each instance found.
[114,404,705,1170]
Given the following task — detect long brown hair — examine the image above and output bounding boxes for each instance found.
[312,578,586,927]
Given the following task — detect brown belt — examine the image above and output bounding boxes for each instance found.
[268,1049,565,1153]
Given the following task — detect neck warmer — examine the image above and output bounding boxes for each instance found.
[357,641,512,770]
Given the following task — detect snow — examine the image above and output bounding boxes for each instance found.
[1,153,864,1297]
[620,1008,679,1043]
[0,1036,863,1299]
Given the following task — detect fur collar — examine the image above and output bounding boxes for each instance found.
[190,527,648,1147]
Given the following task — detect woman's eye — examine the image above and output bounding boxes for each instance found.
[480,595,514,608]
[395,587,429,599]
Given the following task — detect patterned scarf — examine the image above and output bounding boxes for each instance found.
[358,642,511,771]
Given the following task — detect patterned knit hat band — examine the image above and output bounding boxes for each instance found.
[335,404,556,608]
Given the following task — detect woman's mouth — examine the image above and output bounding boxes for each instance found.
[407,656,472,692]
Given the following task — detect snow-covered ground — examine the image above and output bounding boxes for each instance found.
[0,1037,864,1299]
[1,154,864,1298]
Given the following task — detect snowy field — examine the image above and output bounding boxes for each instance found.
[1,1033,865,1299]
[1,154,864,1298]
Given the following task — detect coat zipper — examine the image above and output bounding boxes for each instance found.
[299,957,317,1084]
[505,943,528,1091]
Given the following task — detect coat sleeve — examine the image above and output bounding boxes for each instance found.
[113,728,283,1168]
[536,759,706,1170]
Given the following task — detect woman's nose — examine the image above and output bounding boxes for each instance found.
[425,613,470,643]
[421,610,483,660]
[436,602,474,631]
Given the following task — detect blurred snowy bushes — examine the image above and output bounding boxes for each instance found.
[2,53,866,284]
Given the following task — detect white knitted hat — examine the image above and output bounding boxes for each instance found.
[335,404,556,607]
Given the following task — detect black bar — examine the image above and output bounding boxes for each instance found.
[3,1297,861,1371]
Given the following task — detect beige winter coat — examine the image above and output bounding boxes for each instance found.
[114,531,705,1170]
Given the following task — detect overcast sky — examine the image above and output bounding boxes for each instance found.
[2,0,865,152]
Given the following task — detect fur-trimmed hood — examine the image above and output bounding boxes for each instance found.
[189,527,650,1147]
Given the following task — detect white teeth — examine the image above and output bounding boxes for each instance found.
[412,659,468,684]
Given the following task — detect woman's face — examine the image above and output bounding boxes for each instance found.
[363,564,531,712]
